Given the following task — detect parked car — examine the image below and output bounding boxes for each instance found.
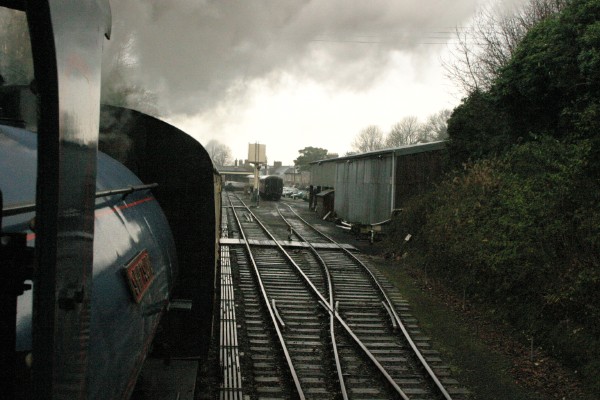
[283,186,299,197]
[290,190,308,201]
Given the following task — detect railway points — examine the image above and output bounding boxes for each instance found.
[218,191,468,399]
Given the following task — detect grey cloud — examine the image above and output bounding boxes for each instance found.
[103,0,479,116]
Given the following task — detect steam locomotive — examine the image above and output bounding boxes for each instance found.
[1,2,220,399]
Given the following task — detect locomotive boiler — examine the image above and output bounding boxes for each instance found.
[0,1,220,399]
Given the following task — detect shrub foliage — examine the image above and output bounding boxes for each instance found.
[391,138,599,385]
[391,0,600,391]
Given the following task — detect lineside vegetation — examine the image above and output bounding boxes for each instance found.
[387,0,600,393]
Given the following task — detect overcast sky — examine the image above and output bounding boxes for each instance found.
[103,0,524,165]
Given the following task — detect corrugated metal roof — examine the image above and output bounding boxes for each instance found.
[309,162,336,187]
[316,189,334,197]
[332,155,394,224]
[308,141,446,225]
[310,141,445,164]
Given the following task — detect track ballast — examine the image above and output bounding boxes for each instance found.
[220,192,467,400]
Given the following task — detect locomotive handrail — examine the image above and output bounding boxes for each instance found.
[1,202,36,217]
[95,182,159,198]
[2,183,159,217]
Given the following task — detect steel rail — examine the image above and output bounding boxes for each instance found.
[276,207,349,400]
[226,193,306,399]
[235,195,410,399]
[283,203,454,400]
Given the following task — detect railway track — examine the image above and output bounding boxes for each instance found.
[221,192,467,399]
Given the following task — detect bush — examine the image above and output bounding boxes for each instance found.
[389,136,600,387]
[431,1,600,390]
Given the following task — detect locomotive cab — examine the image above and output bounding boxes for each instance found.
[1,2,220,398]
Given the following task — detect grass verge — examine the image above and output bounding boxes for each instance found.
[373,252,592,400]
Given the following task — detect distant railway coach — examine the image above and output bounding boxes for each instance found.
[259,175,284,201]
[310,142,445,225]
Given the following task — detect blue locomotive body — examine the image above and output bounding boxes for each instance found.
[1,124,177,399]
[0,2,220,398]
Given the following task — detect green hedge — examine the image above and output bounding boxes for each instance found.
[388,137,600,391]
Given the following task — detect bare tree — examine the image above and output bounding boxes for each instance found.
[386,116,422,147]
[205,139,232,167]
[444,0,568,94]
[352,125,385,153]
[421,109,452,142]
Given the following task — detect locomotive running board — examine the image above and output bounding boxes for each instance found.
[220,238,356,250]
